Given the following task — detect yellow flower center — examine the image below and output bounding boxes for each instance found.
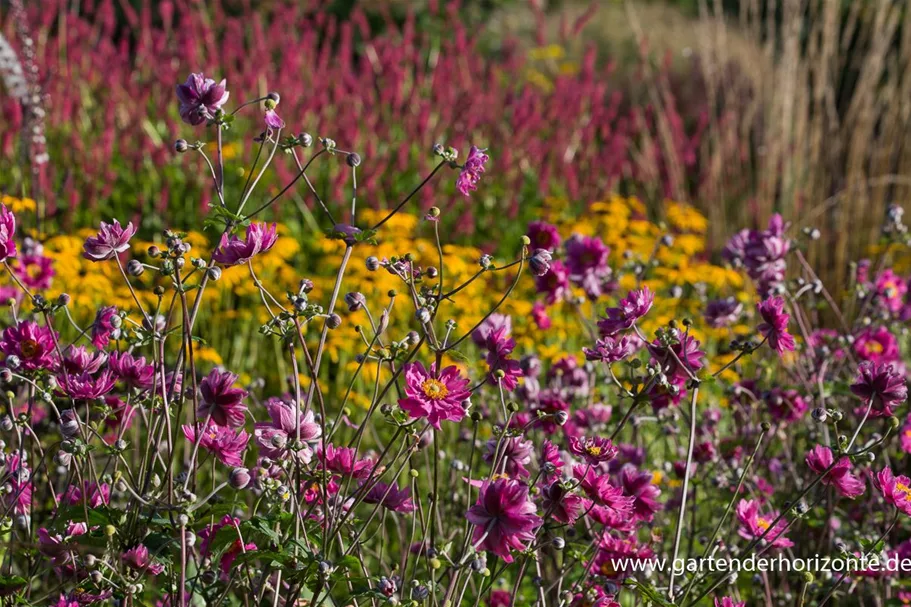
[757,518,771,531]
[20,339,39,359]
[586,446,602,456]
[896,482,911,499]
[421,378,449,400]
[868,341,884,354]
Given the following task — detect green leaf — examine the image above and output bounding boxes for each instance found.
[0,575,26,596]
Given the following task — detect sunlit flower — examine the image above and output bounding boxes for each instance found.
[82,220,136,261]
[398,362,470,429]
[466,478,541,563]
[176,73,230,125]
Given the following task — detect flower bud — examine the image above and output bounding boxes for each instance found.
[366,256,380,271]
[346,152,361,167]
[415,308,431,324]
[299,133,313,147]
[552,537,565,550]
[326,313,342,329]
[345,292,366,312]
[174,139,188,153]
[59,409,80,438]
[266,91,281,104]
[529,249,553,276]
[127,259,144,277]
[230,467,251,490]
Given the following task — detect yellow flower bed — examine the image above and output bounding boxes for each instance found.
[0,195,749,392]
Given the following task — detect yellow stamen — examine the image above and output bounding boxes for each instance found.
[421,378,449,400]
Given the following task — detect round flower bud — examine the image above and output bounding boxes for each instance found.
[5,356,20,371]
[299,133,313,147]
[326,313,342,329]
[529,249,553,277]
[345,292,366,312]
[346,153,361,167]
[206,266,222,281]
[59,409,80,438]
[811,408,828,423]
[177,514,190,526]
[554,410,569,426]
[0,417,12,432]
[266,91,281,104]
[365,256,380,271]
[174,139,189,153]
[520,235,531,246]
[552,537,565,550]
[0,368,12,384]
[230,467,251,490]
[760,421,771,432]
[126,259,144,277]
[415,308,431,324]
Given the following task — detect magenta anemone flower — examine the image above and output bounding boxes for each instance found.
[851,362,907,416]
[564,233,611,299]
[212,222,278,266]
[122,544,164,575]
[363,481,416,513]
[483,436,534,478]
[597,287,654,336]
[583,335,638,364]
[874,467,911,516]
[57,369,116,400]
[620,465,662,521]
[875,269,907,314]
[568,436,618,465]
[82,220,136,261]
[526,220,562,251]
[805,445,865,499]
[63,481,110,508]
[108,351,155,390]
[254,397,322,459]
[0,204,16,262]
[735,499,793,549]
[466,478,542,563]
[176,73,230,125]
[2,455,31,515]
[853,326,900,363]
[318,444,373,478]
[91,306,119,349]
[572,465,634,515]
[704,297,743,328]
[589,535,654,580]
[61,345,107,375]
[757,296,795,355]
[0,320,58,371]
[485,327,522,391]
[456,146,489,196]
[714,598,746,607]
[264,109,285,130]
[398,362,470,430]
[534,259,572,304]
[648,333,705,380]
[11,254,54,290]
[541,481,587,524]
[471,313,512,347]
[183,423,249,467]
[198,368,248,428]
